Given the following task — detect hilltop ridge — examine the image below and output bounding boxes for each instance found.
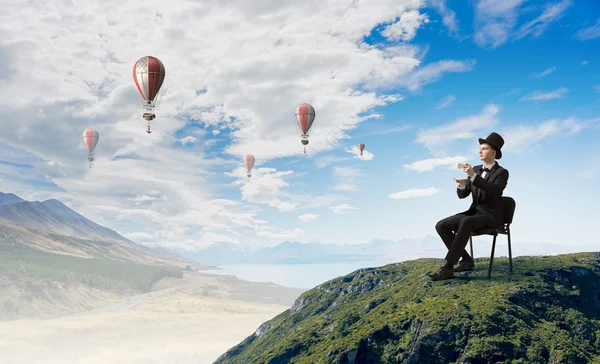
[215,252,600,363]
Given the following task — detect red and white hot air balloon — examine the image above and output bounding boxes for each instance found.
[359,142,365,156]
[133,56,166,134]
[294,103,316,153]
[245,154,255,178]
[82,128,99,168]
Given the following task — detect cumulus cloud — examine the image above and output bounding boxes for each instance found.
[389,187,440,199]
[298,214,318,223]
[328,204,357,214]
[381,9,430,41]
[0,0,476,249]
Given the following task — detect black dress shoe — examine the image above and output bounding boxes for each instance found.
[453,259,475,272]
[430,266,455,281]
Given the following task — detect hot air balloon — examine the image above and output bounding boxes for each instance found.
[359,143,365,156]
[133,56,166,134]
[294,103,316,153]
[82,128,99,168]
[245,154,255,178]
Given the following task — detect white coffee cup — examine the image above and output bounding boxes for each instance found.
[455,163,465,169]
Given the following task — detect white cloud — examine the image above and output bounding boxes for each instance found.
[574,18,600,41]
[582,60,589,66]
[428,0,459,35]
[500,117,591,152]
[334,183,361,192]
[315,155,349,168]
[473,0,570,49]
[0,0,480,250]
[529,66,556,78]
[354,124,411,138]
[416,104,500,152]
[389,187,440,199]
[298,214,318,223]
[345,145,374,160]
[179,136,197,145]
[514,0,572,40]
[436,95,455,109]
[232,167,299,212]
[403,156,469,172]
[332,166,363,192]
[520,88,569,102]
[328,204,357,214]
[382,9,430,42]
[391,60,476,92]
[473,0,527,49]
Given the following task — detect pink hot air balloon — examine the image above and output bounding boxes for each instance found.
[133,56,166,134]
[359,143,365,156]
[82,128,99,168]
[294,103,316,153]
[245,154,255,178]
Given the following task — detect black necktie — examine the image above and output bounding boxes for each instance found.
[481,167,490,173]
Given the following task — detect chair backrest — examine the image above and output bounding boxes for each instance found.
[501,196,516,224]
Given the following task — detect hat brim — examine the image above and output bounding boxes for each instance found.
[478,138,502,159]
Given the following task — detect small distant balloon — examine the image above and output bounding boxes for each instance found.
[245,154,255,178]
[133,56,166,134]
[359,143,365,156]
[294,103,316,153]
[82,128,99,168]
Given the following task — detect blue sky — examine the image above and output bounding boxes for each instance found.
[0,0,598,254]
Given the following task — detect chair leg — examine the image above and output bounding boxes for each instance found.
[507,229,513,273]
[488,235,497,279]
[469,236,473,260]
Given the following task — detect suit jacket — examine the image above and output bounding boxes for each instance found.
[457,163,509,225]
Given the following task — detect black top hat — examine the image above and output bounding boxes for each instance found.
[478,132,504,159]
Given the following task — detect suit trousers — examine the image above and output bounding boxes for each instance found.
[435,210,495,265]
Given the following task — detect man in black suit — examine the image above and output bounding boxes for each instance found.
[430,132,509,281]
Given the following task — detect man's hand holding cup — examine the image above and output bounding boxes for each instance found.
[453,177,467,188]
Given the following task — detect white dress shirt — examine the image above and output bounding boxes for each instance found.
[458,162,495,190]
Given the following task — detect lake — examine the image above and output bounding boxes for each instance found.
[204,260,399,289]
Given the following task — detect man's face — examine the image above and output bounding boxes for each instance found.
[479,143,495,160]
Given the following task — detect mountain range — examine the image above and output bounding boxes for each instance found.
[0,191,196,266]
[177,237,449,266]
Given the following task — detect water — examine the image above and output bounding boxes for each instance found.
[206,261,390,289]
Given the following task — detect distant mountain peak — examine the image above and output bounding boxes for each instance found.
[0,191,131,244]
[0,191,25,206]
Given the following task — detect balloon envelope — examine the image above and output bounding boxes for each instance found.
[359,143,365,152]
[82,128,99,153]
[295,103,316,135]
[133,56,166,103]
[245,154,255,170]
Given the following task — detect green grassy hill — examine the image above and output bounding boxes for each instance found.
[215,252,600,364]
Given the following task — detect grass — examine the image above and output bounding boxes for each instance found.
[215,252,600,364]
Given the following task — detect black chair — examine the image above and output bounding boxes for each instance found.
[468,196,516,279]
